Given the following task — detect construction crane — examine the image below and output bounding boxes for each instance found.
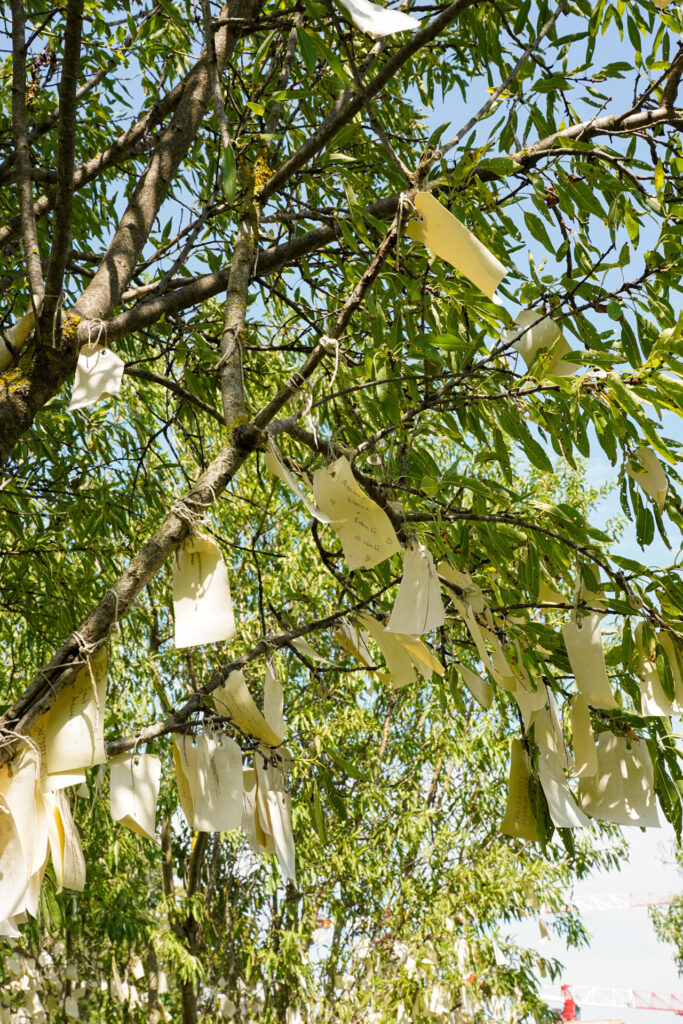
[546,984,683,1019]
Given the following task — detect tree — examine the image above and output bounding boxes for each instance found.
[1,0,683,1020]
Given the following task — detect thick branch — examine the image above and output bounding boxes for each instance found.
[44,0,85,323]
[219,208,259,427]
[11,0,44,298]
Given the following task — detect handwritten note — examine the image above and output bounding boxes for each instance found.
[312,457,400,570]
[500,311,578,377]
[173,733,243,833]
[387,541,445,635]
[500,739,539,841]
[626,446,668,513]
[562,613,617,710]
[406,192,507,299]
[537,747,589,828]
[264,437,331,522]
[579,732,660,827]
[213,670,283,747]
[40,647,108,775]
[173,533,236,649]
[68,344,125,411]
[110,753,161,843]
[337,0,419,36]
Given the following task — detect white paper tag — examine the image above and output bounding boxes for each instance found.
[337,0,419,36]
[562,613,617,710]
[173,533,236,649]
[626,446,668,513]
[68,344,125,411]
[110,753,161,842]
[387,541,445,635]
[579,732,660,827]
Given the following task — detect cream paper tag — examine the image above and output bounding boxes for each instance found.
[579,732,660,827]
[241,767,268,852]
[45,791,86,892]
[42,770,87,792]
[110,753,161,842]
[357,611,444,687]
[513,678,549,730]
[636,624,683,717]
[39,647,108,775]
[538,579,567,606]
[500,739,539,841]
[264,660,285,739]
[406,192,506,299]
[312,457,400,570]
[255,758,296,884]
[213,670,284,747]
[569,695,598,778]
[532,692,568,768]
[291,636,327,663]
[537,747,590,828]
[0,295,43,372]
[336,618,375,667]
[68,344,125,411]
[174,733,243,833]
[264,437,332,522]
[0,795,30,923]
[500,311,578,378]
[454,662,493,710]
[173,736,195,828]
[337,0,419,35]
[562,613,617,710]
[626,446,668,513]
[387,541,445,635]
[173,533,236,649]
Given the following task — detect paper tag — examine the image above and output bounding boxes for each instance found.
[500,739,539,841]
[454,662,493,710]
[39,647,108,774]
[500,311,578,377]
[531,692,568,768]
[562,613,617,709]
[406,192,506,299]
[537,747,590,828]
[173,736,196,828]
[636,624,683,717]
[255,760,296,884]
[626,446,668,513]
[173,533,236,649]
[213,670,283,747]
[45,791,86,892]
[291,636,328,663]
[569,695,598,778]
[0,795,30,923]
[337,0,419,36]
[357,612,443,688]
[387,541,445,635]
[241,767,268,852]
[312,457,400,570]
[174,734,243,833]
[264,437,332,522]
[264,660,285,739]
[0,295,43,372]
[110,753,161,842]
[579,732,660,827]
[68,344,125,411]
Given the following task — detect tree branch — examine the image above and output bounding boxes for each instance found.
[43,0,85,325]
[11,0,44,299]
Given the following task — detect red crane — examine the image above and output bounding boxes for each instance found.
[557,984,683,1019]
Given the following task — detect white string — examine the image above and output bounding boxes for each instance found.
[86,319,107,351]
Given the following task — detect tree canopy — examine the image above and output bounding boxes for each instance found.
[1,0,683,1020]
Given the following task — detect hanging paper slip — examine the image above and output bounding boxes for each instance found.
[312,457,400,570]
[45,790,86,892]
[357,612,444,688]
[174,733,243,833]
[242,767,270,853]
[264,437,332,522]
[39,647,108,775]
[626,446,668,513]
[500,739,539,841]
[0,795,29,927]
[636,624,683,717]
[337,618,376,668]
[337,0,419,36]
[173,533,236,649]
[110,754,161,842]
[500,311,578,378]
[569,695,598,778]
[454,662,493,710]
[0,295,43,372]
[291,636,328,663]
[387,541,445,635]
[68,344,125,411]
[537,747,590,828]
[579,732,659,827]
[213,669,283,747]
[256,759,297,884]
[264,660,285,739]
[406,192,506,299]
[532,692,568,768]
[562,613,617,710]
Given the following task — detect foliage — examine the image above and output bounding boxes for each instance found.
[1,0,683,1020]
